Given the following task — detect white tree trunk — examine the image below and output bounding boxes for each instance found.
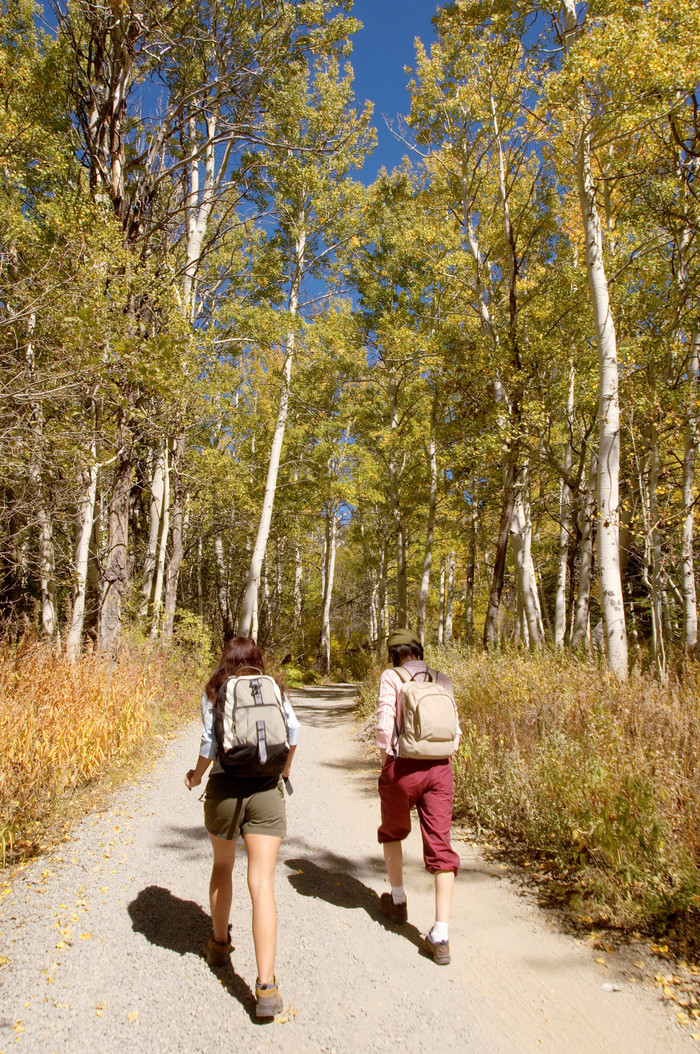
[465,497,478,645]
[510,483,544,648]
[444,552,455,644]
[214,534,233,638]
[648,423,666,678]
[438,558,446,645]
[66,439,98,661]
[571,454,597,648]
[294,540,304,637]
[418,396,439,645]
[555,364,575,647]
[376,539,389,658]
[564,0,628,679]
[162,435,186,641]
[139,447,166,617]
[238,223,305,638]
[369,569,378,645]
[387,376,408,626]
[97,435,132,657]
[320,505,337,674]
[29,459,58,639]
[682,330,700,652]
[149,444,170,638]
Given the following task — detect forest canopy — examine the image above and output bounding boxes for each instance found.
[2,0,700,681]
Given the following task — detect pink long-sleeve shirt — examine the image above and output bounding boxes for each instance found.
[375,660,460,757]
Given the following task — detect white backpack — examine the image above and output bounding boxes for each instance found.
[393,666,458,759]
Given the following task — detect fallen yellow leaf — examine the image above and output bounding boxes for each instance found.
[128,1011,138,1023]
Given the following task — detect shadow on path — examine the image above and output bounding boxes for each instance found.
[284,855,424,951]
[127,886,263,1024]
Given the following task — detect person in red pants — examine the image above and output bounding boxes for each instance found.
[375,628,461,965]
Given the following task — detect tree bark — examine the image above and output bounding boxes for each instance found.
[483,453,518,648]
[682,330,700,652]
[149,442,170,638]
[555,364,575,647]
[67,433,98,662]
[139,447,167,617]
[238,222,305,638]
[564,0,628,679]
[98,431,133,657]
[319,504,337,674]
[294,540,304,639]
[418,394,439,644]
[510,482,544,649]
[465,496,478,645]
[162,435,186,641]
[444,552,455,644]
[571,454,597,648]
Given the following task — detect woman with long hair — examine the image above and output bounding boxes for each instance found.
[185,637,299,1017]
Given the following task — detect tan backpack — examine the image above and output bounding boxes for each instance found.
[393,666,458,759]
[214,671,290,777]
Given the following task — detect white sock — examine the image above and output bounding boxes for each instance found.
[391,885,406,905]
[429,922,448,943]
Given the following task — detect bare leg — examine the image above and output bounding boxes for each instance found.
[383,840,403,887]
[207,832,236,943]
[434,869,455,924]
[244,832,282,984]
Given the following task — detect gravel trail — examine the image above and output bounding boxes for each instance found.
[0,685,695,1053]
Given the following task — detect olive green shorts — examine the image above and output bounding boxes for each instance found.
[203,773,286,840]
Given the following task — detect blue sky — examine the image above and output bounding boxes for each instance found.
[349,0,439,180]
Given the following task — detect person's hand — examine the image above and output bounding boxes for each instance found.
[185,769,201,790]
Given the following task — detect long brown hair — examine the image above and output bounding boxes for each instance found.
[204,637,265,703]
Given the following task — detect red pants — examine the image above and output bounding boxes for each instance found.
[378,756,460,875]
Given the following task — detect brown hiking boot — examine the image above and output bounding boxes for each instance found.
[422,933,450,965]
[203,928,233,967]
[379,891,408,924]
[255,978,283,1018]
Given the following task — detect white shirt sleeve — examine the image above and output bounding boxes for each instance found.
[198,690,218,760]
[282,691,301,746]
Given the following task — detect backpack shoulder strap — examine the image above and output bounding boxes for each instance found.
[393,666,414,683]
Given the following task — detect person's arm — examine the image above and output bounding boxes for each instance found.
[185,690,218,788]
[376,669,399,763]
[185,754,212,789]
[281,744,296,779]
[280,692,300,779]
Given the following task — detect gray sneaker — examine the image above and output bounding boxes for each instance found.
[255,978,283,1018]
[379,891,408,924]
[422,934,450,965]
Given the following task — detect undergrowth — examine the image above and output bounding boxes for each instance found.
[357,647,700,943]
[0,633,208,868]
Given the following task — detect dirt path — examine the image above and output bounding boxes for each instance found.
[0,685,695,1053]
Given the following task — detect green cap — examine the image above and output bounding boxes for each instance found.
[386,627,421,649]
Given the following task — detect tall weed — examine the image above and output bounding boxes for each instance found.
[0,639,200,867]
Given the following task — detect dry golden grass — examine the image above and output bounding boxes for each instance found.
[0,639,200,867]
